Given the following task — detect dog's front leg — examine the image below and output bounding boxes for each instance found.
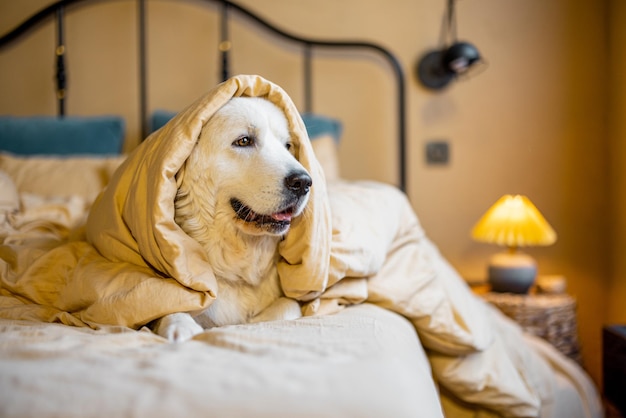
[153,312,203,342]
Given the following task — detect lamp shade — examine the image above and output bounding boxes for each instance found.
[443,42,482,74]
[471,195,557,248]
[416,41,484,90]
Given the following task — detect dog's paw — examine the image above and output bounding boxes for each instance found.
[153,313,204,342]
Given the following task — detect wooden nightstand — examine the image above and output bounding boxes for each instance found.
[603,325,626,417]
[480,291,582,363]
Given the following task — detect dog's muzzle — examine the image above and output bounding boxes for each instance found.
[230,170,312,235]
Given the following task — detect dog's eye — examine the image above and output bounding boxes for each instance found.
[285,142,293,151]
[233,136,254,147]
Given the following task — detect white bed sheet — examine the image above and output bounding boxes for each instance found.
[0,303,444,418]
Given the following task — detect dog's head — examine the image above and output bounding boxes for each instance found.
[176,97,312,238]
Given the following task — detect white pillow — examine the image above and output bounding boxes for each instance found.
[310,134,340,182]
[0,152,126,203]
[0,170,19,213]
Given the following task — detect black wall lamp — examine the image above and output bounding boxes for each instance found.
[416,0,485,90]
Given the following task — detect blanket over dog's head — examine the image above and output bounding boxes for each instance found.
[86,75,332,320]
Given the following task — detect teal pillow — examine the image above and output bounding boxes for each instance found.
[151,110,342,142]
[300,113,342,143]
[150,110,176,135]
[0,115,125,156]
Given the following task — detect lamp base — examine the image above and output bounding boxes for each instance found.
[488,251,537,294]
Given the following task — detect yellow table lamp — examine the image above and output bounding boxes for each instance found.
[471,194,557,293]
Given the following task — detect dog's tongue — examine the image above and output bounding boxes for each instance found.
[271,211,292,222]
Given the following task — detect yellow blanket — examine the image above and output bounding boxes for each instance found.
[0,75,331,328]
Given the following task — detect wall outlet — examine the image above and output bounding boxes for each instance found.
[425,141,450,165]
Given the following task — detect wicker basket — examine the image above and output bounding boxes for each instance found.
[482,292,582,363]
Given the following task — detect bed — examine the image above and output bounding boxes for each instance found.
[0,1,604,417]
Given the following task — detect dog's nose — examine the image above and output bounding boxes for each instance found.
[285,171,312,197]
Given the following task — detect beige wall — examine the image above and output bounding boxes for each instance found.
[0,0,616,386]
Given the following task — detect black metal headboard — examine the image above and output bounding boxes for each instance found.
[0,0,407,191]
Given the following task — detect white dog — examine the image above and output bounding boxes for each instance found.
[153,97,312,342]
